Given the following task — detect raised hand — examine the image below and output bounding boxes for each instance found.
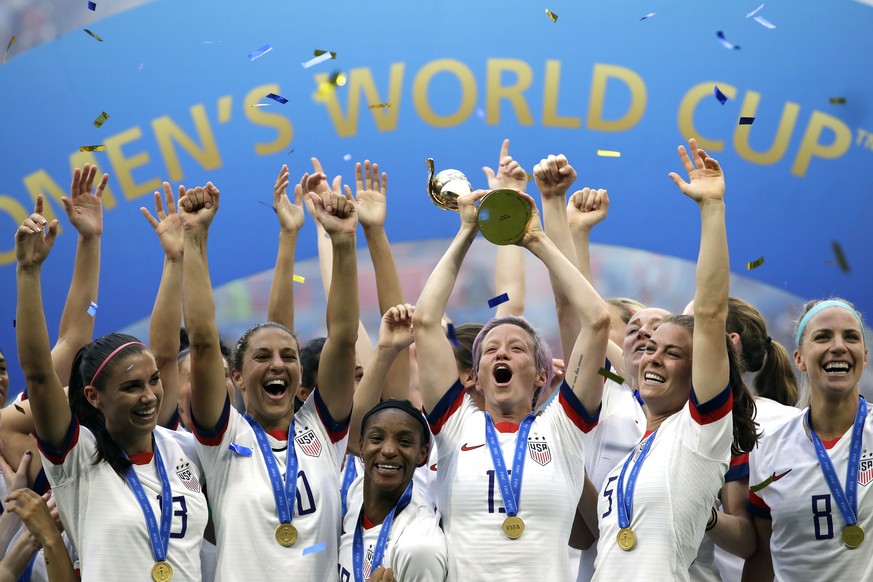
[308,185,357,237]
[567,188,609,232]
[668,138,725,204]
[15,197,59,270]
[63,164,106,238]
[178,182,220,233]
[482,138,527,191]
[351,160,388,228]
[534,154,577,200]
[5,489,63,547]
[273,164,305,234]
[300,169,341,226]
[376,304,415,352]
[0,449,32,495]
[514,191,546,249]
[141,182,184,260]
[456,189,488,229]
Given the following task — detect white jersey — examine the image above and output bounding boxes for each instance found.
[193,390,348,581]
[38,421,207,581]
[427,380,594,581]
[747,404,873,582]
[576,379,645,582]
[338,474,446,581]
[593,386,733,582]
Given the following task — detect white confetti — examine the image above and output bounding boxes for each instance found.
[302,52,332,69]
[746,3,765,18]
[753,15,776,29]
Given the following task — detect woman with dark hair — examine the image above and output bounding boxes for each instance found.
[15,204,207,580]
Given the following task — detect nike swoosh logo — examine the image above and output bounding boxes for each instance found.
[429,463,438,471]
[461,443,485,451]
[750,469,792,493]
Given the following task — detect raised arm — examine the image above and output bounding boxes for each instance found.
[50,165,106,386]
[179,183,226,429]
[266,164,305,329]
[141,182,185,428]
[517,193,611,415]
[348,304,415,455]
[413,191,486,413]
[15,200,69,449]
[668,138,729,402]
[307,181,359,422]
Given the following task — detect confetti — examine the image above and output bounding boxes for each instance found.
[250,103,270,107]
[597,150,621,157]
[328,71,347,87]
[640,12,656,20]
[302,52,332,69]
[14,403,26,414]
[746,3,765,18]
[84,29,104,42]
[93,111,110,128]
[229,442,252,456]
[716,31,740,50]
[829,97,846,104]
[79,145,106,152]
[12,319,15,328]
[247,44,272,61]
[87,301,98,316]
[303,542,327,556]
[753,16,776,29]
[88,1,96,10]
[3,36,14,64]
[367,103,391,109]
[266,93,288,104]
[545,9,558,22]
[314,49,337,59]
[831,241,850,273]
[447,323,460,346]
[343,154,352,161]
[746,256,765,270]
[257,200,277,214]
[293,274,305,284]
[138,63,144,71]
[598,368,625,385]
[739,116,755,125]
[714,85,728,105]
[488,293,509,309]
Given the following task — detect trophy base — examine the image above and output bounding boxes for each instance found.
[477,189,532,246]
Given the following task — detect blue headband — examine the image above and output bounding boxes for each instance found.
[795,300,864,346]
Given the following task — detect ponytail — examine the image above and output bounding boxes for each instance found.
[753,338,799,406]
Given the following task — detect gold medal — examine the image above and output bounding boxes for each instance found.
[151,561,173,582]
[502,516,525,539]
[843,524,865,549]
[617,527,636,551]
[275,523,298,547]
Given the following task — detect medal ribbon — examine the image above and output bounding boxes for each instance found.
[616,430,658,530]
[352,481,414,582]
[484,412,535,518]
[244,415,298,526]
[122,437,172,564]
[341,455,358,517]
[807,396,867,529]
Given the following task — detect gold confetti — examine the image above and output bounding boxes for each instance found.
[314,49,337,59]
[93,111,110,128]
[545,9,558,22]
[746,256,765,270]
[598,368,625,385]
[84,29,104,42]
[14,404,25,414]
[831,241,850,273]
[525,172,534,183]
[368,103,391,109]
[597,150,621,157]
[3,36,15,64]
[79,145,106,152]
[829,97,846,105]
[329,71,347,87]
[293,274,305,284]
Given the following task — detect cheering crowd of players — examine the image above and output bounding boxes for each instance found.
[0,138,869,581]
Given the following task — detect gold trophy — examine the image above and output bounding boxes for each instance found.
[426,158,532,245]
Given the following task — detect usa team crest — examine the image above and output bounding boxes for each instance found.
[175,460,202,493]
[859,452,873,487]
[527,435,552,466]
[295,429,322,457]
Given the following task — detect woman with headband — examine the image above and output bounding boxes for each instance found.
[15,198,207,579]
[744,299,871,581]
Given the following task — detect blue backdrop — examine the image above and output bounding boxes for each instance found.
[2,0,872,391]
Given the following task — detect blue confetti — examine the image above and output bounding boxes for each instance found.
[266,93,288,104]
[247,44,272,61]
[640,12,655,21]
[739,116,755,125]
[447,323,460,346]
[88,1,96,10]
[229,442,253,456]
[87,301,98,317]
[716,31,740,50]
[302,542,327,556]
[488,293,509,309]
[714,85,728,105]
